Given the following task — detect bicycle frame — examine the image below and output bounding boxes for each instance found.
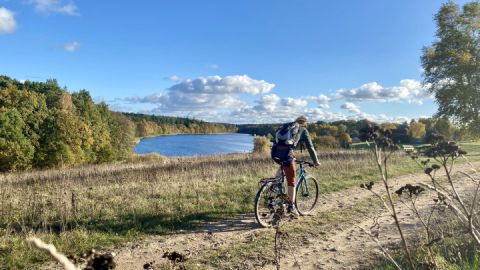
[275,161,309,196]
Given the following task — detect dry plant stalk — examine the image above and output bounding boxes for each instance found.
[28,237,78,270]
[412,136,480,246]
[361,125,416,270]
[272,208,284,270]
[396,185,439,267]
[274,226,282,270]
[355,223,403,270]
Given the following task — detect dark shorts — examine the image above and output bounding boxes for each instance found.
[271,144,296,187]
[271,144,295,167]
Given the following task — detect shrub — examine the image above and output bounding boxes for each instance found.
[253,136,271,154]
[314,135,340,149]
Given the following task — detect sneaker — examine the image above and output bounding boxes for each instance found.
[287,204,299,218]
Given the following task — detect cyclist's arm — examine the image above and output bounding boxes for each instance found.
[300,129,320,165]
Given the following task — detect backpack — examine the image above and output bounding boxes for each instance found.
[275,122,300,146]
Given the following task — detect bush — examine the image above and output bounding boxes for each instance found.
[314,135,340,149]
[253,136,271,154]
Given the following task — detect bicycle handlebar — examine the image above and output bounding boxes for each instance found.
[273,158,317,168]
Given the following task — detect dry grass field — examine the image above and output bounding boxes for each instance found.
[1,147,473,269]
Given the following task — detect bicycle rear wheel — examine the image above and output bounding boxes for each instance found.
[254,181,281,227]
[295,175,319,215]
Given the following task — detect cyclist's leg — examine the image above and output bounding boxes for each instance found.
[283,159,296,204]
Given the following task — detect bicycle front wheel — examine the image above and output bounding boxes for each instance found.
[254,181,279,228]
[295,175,319,215]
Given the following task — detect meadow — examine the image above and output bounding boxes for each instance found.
[0,144,478,269]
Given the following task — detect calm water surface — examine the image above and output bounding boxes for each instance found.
[134,133,254,157]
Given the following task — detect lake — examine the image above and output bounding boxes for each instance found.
[134,133,254,157]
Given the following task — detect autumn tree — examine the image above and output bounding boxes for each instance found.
[422,2,480,135]
[36,109,87,168]
[408,120,427,139]
[72,91,112,162]
[107,111,136,160]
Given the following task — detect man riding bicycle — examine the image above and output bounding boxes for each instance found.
[271,115,320,216]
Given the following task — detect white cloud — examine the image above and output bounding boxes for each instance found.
[341,102,361,114]
[281,97,308,108]
[127,75,274,116]
[63,41,80,52]
[118,76,433,124]
[347,112,410,124]
[168,75,274,95]
[0,7,16,34]
[305,108,347,122]
[164,75,182,82]
[29,0,78,15]
[253,94,281,112]
[207,64,219,69]
[308,94,330,108]
[333,79,431,103]
[229,97,325,124]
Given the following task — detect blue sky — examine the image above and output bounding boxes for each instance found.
[0,0,470,124]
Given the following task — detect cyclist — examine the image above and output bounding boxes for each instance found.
[271,115,320,216]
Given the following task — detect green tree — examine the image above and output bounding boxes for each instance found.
[434,117,454,140]
[0,109,35,171]
[0,86,49,150]
[421,2,480,135]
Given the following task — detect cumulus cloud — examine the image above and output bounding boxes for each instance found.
[230,96,313,124]
[118,76,432,124]
[0,7,16,34]
[253,94,281,112]
[63,41,80,52]
[168,75,274,95]
[347,112,410,124]
[305,108,347,122]
[29,0,78,15]
[282,97,308,108]
[333,79,431,103]
[308,94,331,108]
[341,102,361,114]
[127,75,274,116]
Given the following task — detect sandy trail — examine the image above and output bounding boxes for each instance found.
[271,163,478,270]
[47,162,479,270]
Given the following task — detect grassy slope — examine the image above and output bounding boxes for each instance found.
[0,144,478,269]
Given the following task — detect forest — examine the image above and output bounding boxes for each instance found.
[0,76,236,172]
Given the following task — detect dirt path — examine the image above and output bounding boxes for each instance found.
[48,162,479,270]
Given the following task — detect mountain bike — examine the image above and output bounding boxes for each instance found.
[254,159,319,227]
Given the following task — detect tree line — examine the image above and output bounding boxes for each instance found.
[239,117,471,150]
[126,113,237,137]
[0,76,236,172]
